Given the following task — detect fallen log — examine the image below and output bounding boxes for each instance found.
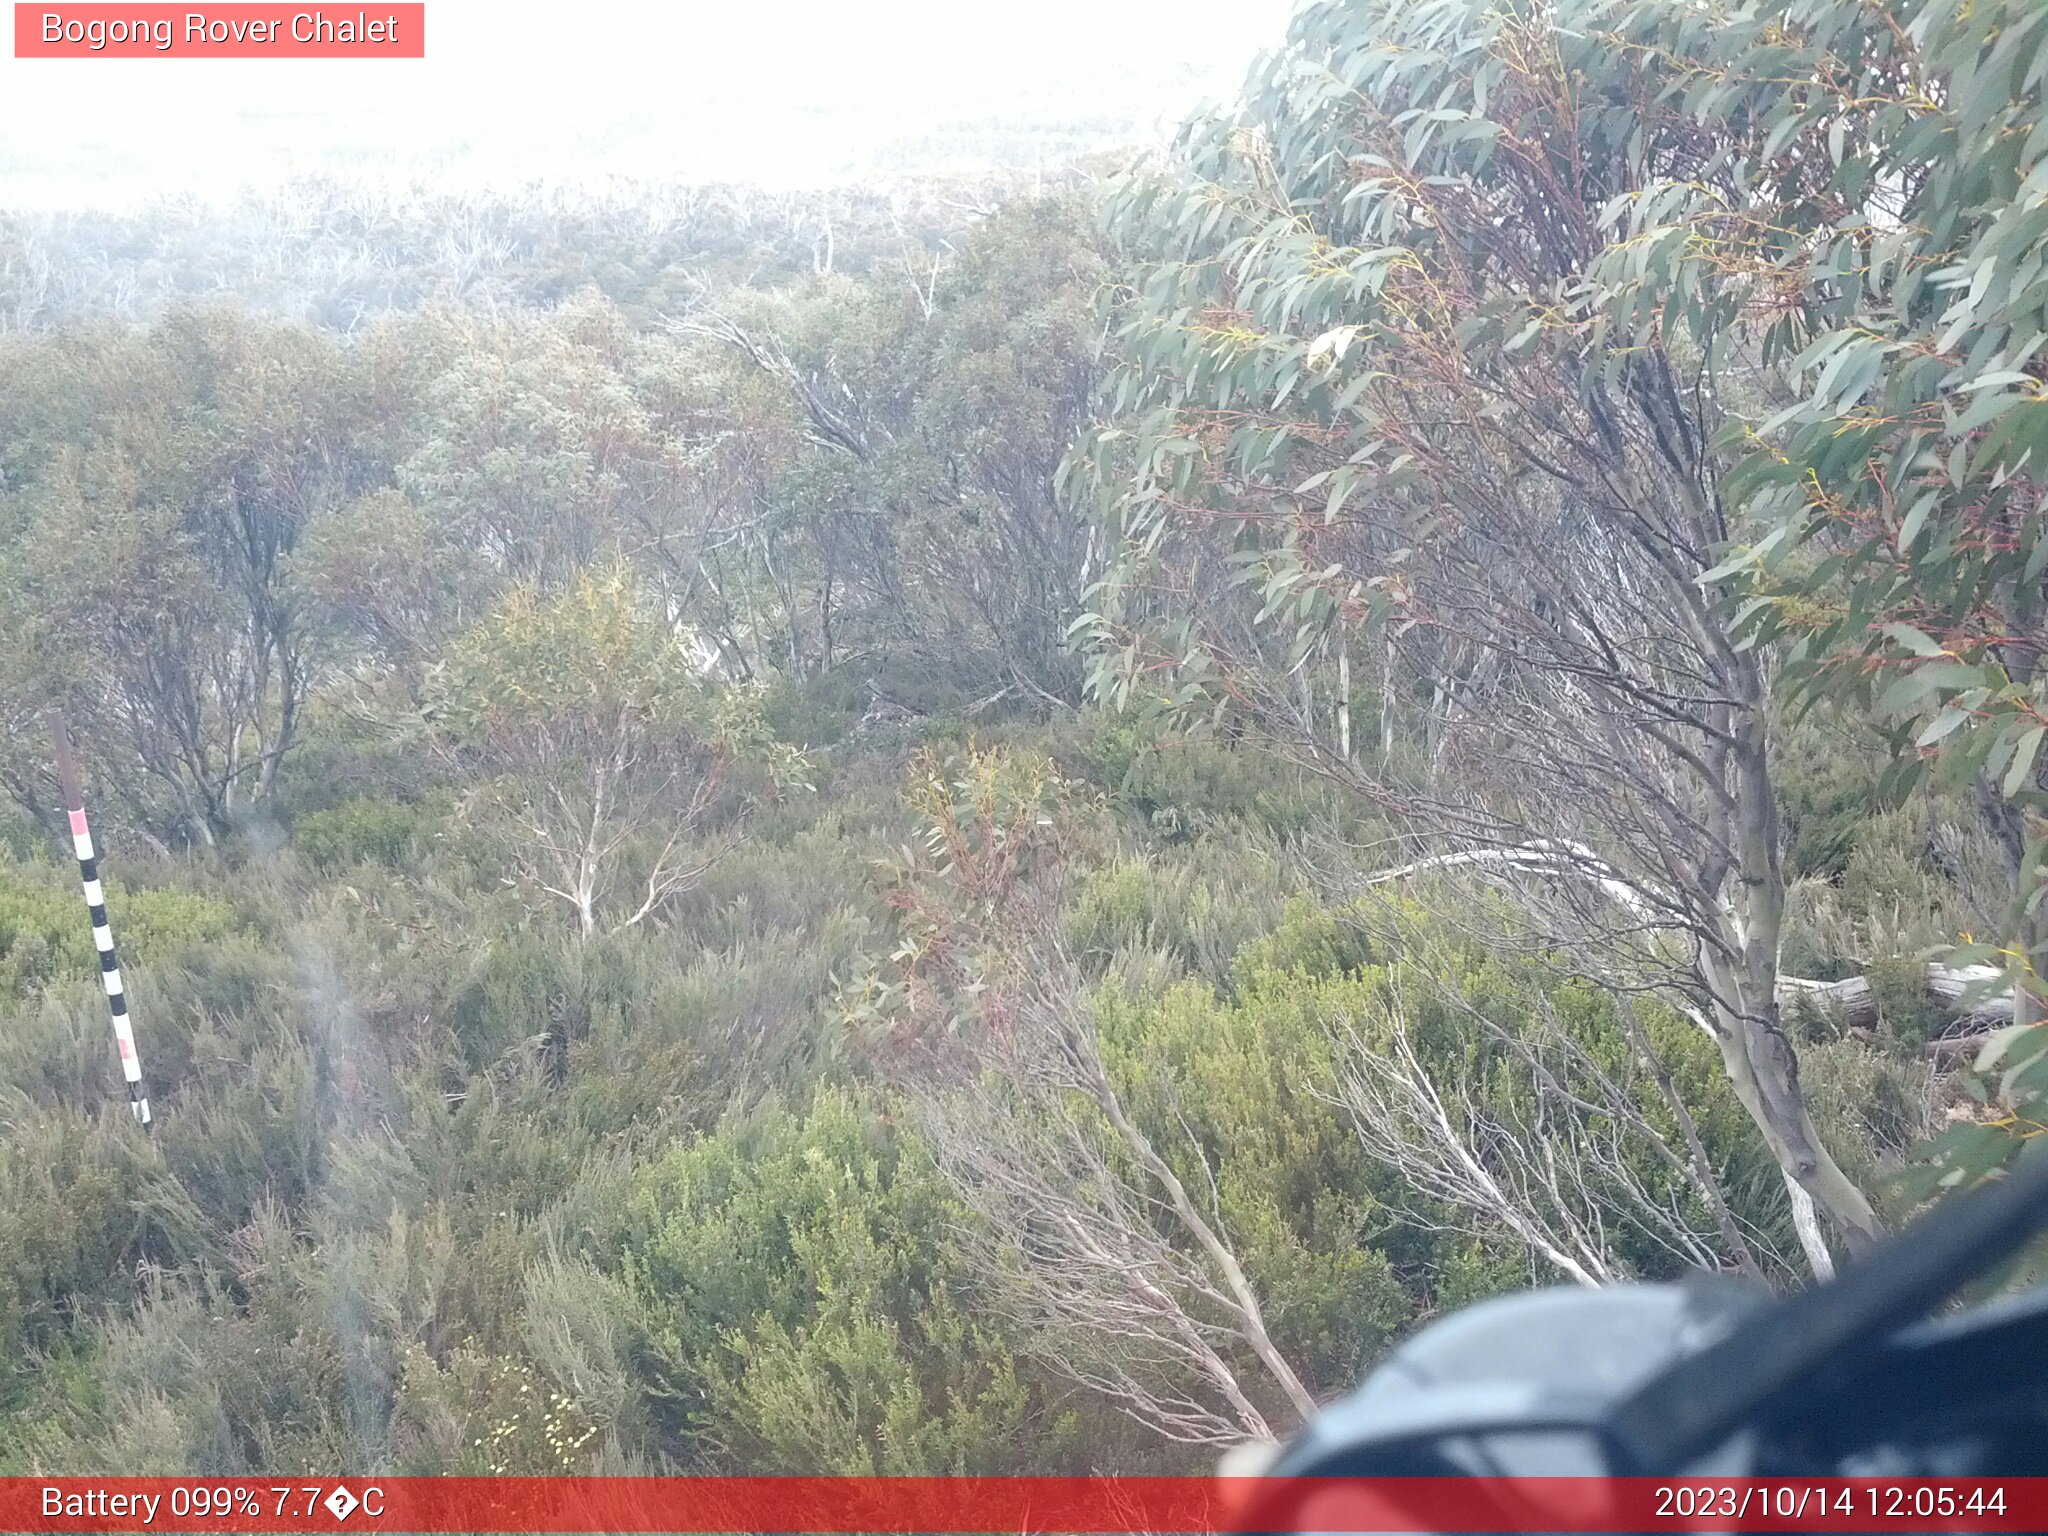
[1360,844,2028,1050]
[1778,964,2014,1034]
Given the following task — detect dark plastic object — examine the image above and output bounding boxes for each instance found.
[1262,1149,2048,1485]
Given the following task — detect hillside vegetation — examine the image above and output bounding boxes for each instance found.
[3,0,2047,1475]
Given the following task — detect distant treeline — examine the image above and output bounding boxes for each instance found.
[0,169,1103,334]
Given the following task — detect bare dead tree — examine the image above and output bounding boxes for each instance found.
[1338,835,2012,1278]
[863,748,1314,1446]
[476,712,726,941]
[1334,1014,1619,1288]
[903,946,1315,1446]
[669,309,872,464]
[430,565,739,942]
[1325,959,1785,1289]
[916,1078,1280,1442]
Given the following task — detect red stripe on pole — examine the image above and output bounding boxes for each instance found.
[2,1477,2044,1533]
[49,712,151,1128]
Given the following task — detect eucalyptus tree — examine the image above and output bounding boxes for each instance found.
[1621,0,2048,1189]
[1067,0,1927,1262]
[397,298,676,593]
[427,564,730,940]
[0,309,389,845]
[675,200,1104,702]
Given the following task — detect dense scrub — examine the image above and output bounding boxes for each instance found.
[0,697,1990,1470]
[6,0,2047,1475]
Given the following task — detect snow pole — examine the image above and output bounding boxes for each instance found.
[48,712,152,1129]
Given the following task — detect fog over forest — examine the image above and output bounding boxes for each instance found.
[0,0,1294,208]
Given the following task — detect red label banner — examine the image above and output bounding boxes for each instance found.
[0,1477,2043,1534]
[13,5,424,57]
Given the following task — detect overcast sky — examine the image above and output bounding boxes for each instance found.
[0,0,1300,209]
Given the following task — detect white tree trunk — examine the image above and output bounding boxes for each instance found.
[1782,1172,1835,1281]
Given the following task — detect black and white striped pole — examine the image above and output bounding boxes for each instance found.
[49,713,152,1129]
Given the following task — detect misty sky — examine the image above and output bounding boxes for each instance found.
[0,0,1300,209]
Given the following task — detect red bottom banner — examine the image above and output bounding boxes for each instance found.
[4,1476,2043,1534]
